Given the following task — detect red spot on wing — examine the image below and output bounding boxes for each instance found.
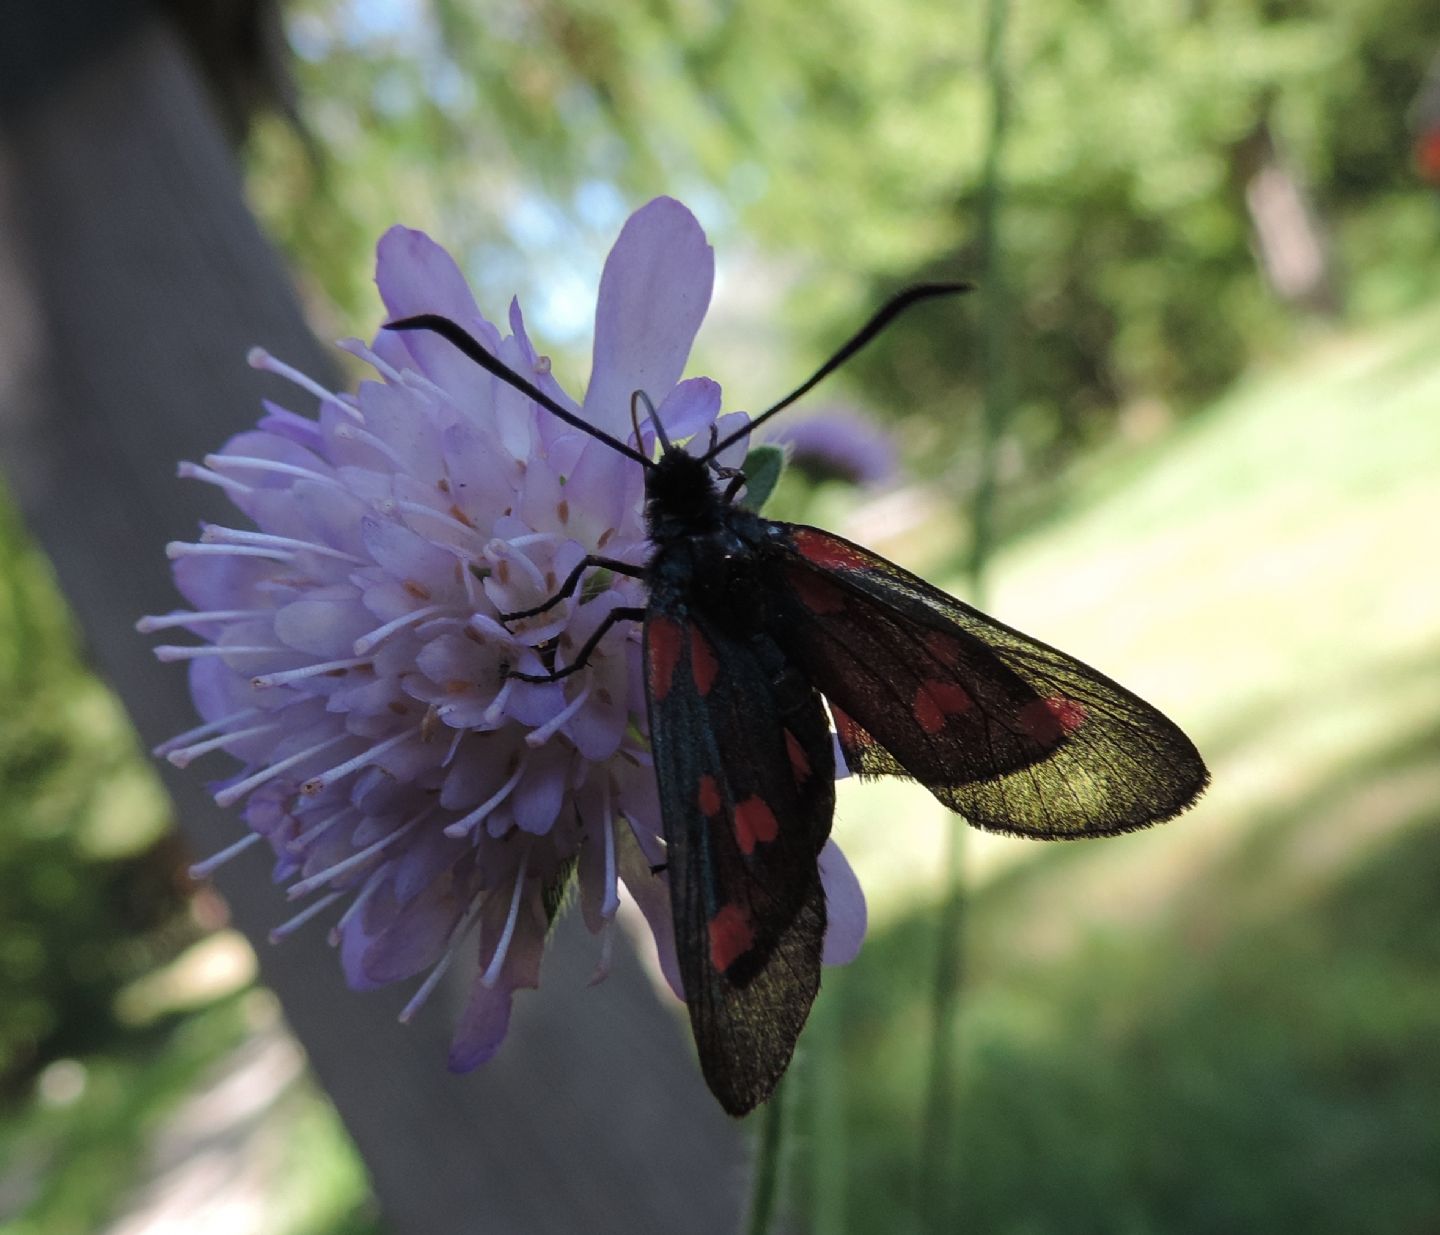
[1017,696,1087,744]
[790,567,846,615]
[784,729,811,784]
[912,680,975,735]
[791,528,870,571]
[698,774,722,817]
[733,795,779,855]
[709,903,755,973]
[690,626,719,696]
[647,616,682,702]
[924,629,964,667]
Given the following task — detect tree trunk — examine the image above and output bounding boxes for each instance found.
[0,13,744,1233]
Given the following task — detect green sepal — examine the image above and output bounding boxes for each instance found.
[740,444,786,512]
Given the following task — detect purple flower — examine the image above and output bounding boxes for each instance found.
[142,198,867,1070]
[766,407,900,489]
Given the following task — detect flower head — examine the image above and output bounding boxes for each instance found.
[767,407,900,489]
[144,198,866,1069]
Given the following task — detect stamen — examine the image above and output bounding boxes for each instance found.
[332,422,407,470]
[481,846,532,988]
[336,336,403,382]
[204,454,345,491]
[443,761,525,838]
[269,892,342,942]
[525,683,591,746]
[189,831,263,879]
[288,806,353,850]
[390,500,475,533]
[136,608,271,633]
[252,656,372,688]
[485,540,545,591]
[154,707,263,758]
[286,813,424,899]
[166,542,295,563]
[200,526,365,565]
[177,461,253,496]
[482,677,515,726]
[214,731,348,808]
[398,896,485,1023]
[328,866,387,944]
[300,729,415,797]
[166,720,283,768]
[353,606,444,655]
[248,346,345,407]
[442,727,464,768]
[154,644,286,662]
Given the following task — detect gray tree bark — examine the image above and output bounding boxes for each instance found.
[0,13,744,1233]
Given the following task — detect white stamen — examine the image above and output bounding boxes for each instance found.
[336,336,403,382]
[525,683,591,747]
[166,542,295,563]
[204,454,345,491]
[505,533,563,549]
[481,847,532,988]
[391,500,474,533]
[248,347,345,407]
[268,892,342,942]
[154,644,286,662]
[286,813,423,899]
[252,657,371,688]
[166,720,283,768]
[300,729,414,797]
[288,806,353,850]
[201,526,365,565]
[482,677,515,727]
[486,540,545,591]
[398,896,485,1023]
[136,608,271,633]
[214,731,348,808]
[176,461,253,496]
[189,831,263,879]
[353,606,443,656]
[442,728,465,768]
[332,422,407,469]
[443,761,525,838]
[154,707,263,758]
[328,866,387,944]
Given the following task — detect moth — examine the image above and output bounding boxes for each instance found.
[388,284,1208,1116]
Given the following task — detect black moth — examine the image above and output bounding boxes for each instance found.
[388,284,1209,1117]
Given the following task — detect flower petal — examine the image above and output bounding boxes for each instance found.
[819,839,867,965]
[582,197,714,436]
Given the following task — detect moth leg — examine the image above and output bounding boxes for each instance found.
[504,606,646,683]
[703,425,748,501]
[498,555,645,623]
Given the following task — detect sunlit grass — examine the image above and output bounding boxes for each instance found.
[817,303,1440,1231]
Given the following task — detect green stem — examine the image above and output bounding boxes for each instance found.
[918,0,1013,1229]
[746,1079,788,1235]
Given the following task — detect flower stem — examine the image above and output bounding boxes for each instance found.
[746,1078,788,1235]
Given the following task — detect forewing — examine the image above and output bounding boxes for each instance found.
[766,525,1209,838]
[643,597,836,1116]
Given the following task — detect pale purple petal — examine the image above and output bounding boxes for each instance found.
[819,839,867,965]
[582,197,714,436]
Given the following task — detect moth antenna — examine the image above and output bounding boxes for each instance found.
[702,281,974,463]
[385,314,654,468]
[632,390,674,455]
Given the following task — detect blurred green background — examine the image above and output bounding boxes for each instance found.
[3,0,1440,1231]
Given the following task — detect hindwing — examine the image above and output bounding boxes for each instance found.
[642,593,836,1116]
[764,524,1209,838]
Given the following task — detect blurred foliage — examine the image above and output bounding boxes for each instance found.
[251,0,1439,519]
[0,497,191,1094]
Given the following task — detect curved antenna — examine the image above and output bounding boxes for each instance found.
[385,314,653,468]
[631,390,673,455]
[701,281,974,464]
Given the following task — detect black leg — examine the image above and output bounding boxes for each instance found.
[499,555,645,622]
[504,606,646,683]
